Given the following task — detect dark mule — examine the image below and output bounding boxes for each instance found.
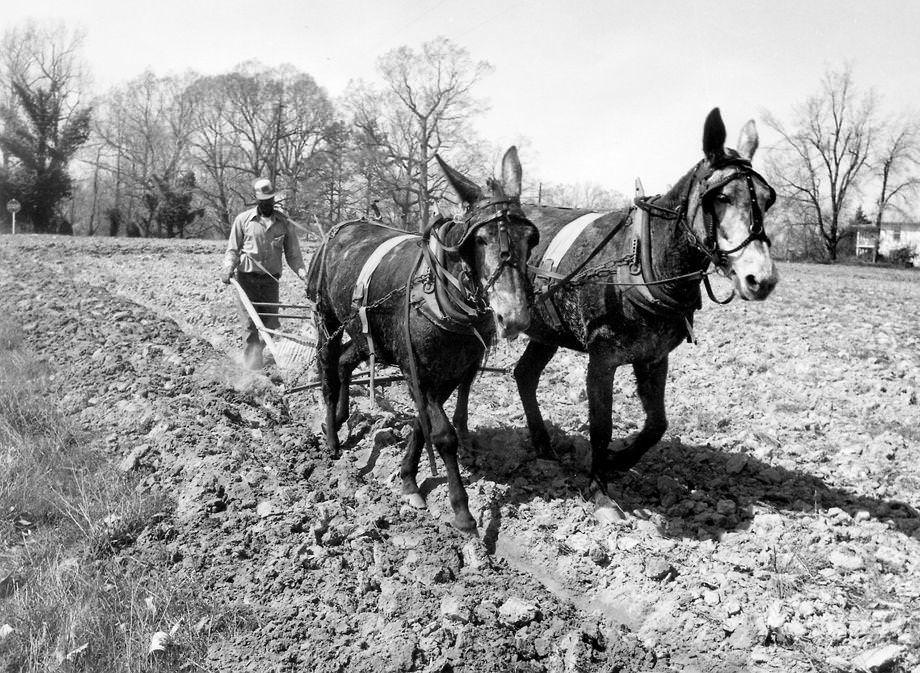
[511,109,778,480]
[308,148,539,531]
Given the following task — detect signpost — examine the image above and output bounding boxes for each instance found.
[6,199,20,234]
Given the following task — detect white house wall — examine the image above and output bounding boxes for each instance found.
[879,230,920,263]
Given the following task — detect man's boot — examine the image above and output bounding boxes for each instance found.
[244,336,264,370]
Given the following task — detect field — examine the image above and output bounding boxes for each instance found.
[1,234,918,673]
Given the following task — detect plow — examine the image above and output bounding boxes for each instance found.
[228,278,509,395]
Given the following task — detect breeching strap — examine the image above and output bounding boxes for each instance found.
[402,250,439,477]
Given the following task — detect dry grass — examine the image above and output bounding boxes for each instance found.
[0,319,224,672]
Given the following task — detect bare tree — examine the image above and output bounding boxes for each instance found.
[764,67,876,261]
[270,65,335,216]
[347,39,492,231]
[871,115,920,261]
[0,21,88,113]
[93,72,197,236]
[538,181,628,210]
[186,63,334,235]
[0,21,91,233]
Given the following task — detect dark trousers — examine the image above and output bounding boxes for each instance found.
[235,272,280,369]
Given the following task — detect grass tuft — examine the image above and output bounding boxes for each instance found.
[0,318,223,672]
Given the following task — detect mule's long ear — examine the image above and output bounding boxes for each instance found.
[703,107,727,161]
[501,146,522,198]
[737,119,759,160]
[436,154,482,206]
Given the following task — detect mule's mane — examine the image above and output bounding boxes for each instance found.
[656,164,699,211]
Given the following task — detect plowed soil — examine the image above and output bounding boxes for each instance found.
[3,234,918,673]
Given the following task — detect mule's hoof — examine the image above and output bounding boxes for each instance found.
[452,512,478,535]
[405,493,427,510]
[588,472,609,496]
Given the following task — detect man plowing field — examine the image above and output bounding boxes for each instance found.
[220,178,309,369]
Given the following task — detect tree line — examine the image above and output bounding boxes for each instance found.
[764,67,919,262]
[0,23,530,238]
[0,24,629,240]
[1,22,916,262]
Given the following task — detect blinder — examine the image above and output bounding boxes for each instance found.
[420,198,539,323]
[435,199,539,266]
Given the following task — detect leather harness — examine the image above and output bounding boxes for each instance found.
[531,155,775,341]
[342,200,536,475]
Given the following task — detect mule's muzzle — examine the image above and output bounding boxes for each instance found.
[494,306,530,340]
[735,264,778,301]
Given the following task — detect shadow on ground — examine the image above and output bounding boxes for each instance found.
[463,424,920,546]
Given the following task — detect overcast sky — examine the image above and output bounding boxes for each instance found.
[7,0,920,196]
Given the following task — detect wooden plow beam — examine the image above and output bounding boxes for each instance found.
[228,279,512,393]
[287,366,510,393]
[229,278,318,375]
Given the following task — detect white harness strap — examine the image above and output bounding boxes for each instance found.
[539,211,606,273]
[354,234,418,302]
[535,211,605,329]
[352,233,418,402]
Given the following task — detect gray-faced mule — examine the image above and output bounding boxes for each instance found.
[459,109,778,483]
[307,147,539,532]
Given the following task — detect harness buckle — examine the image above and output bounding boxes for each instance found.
[629,237,641,275]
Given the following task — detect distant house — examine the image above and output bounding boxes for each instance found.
[855,222,920,263]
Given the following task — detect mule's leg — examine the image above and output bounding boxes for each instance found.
[513,340,559,456]
[586,347,619,479]
[334,341,364,429]
[399,418,427,509]
[316,315,344,455]
[428,393,476,533]
[607,357,669,472]
[452,362,480,451]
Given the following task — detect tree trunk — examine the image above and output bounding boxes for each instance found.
[418,122,430,231]
[874,162,891,263]
[88,148,102,236]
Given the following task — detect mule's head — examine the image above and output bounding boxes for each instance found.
[687,108,779,300]
[436,147,539,339]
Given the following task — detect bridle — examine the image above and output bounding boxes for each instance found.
[635,156,775,272]
[681,156,776,270]
[423,198,538,322]
[625,155,775,308]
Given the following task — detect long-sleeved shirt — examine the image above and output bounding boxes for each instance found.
[223,207,306,278]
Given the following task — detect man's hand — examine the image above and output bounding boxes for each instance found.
[220,271,232,285]
[297,268,308,283]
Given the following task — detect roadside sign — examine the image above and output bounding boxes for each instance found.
[7,199,20,234]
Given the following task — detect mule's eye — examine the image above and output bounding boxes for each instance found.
[476,234,488,246]
[714,193,731,204]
